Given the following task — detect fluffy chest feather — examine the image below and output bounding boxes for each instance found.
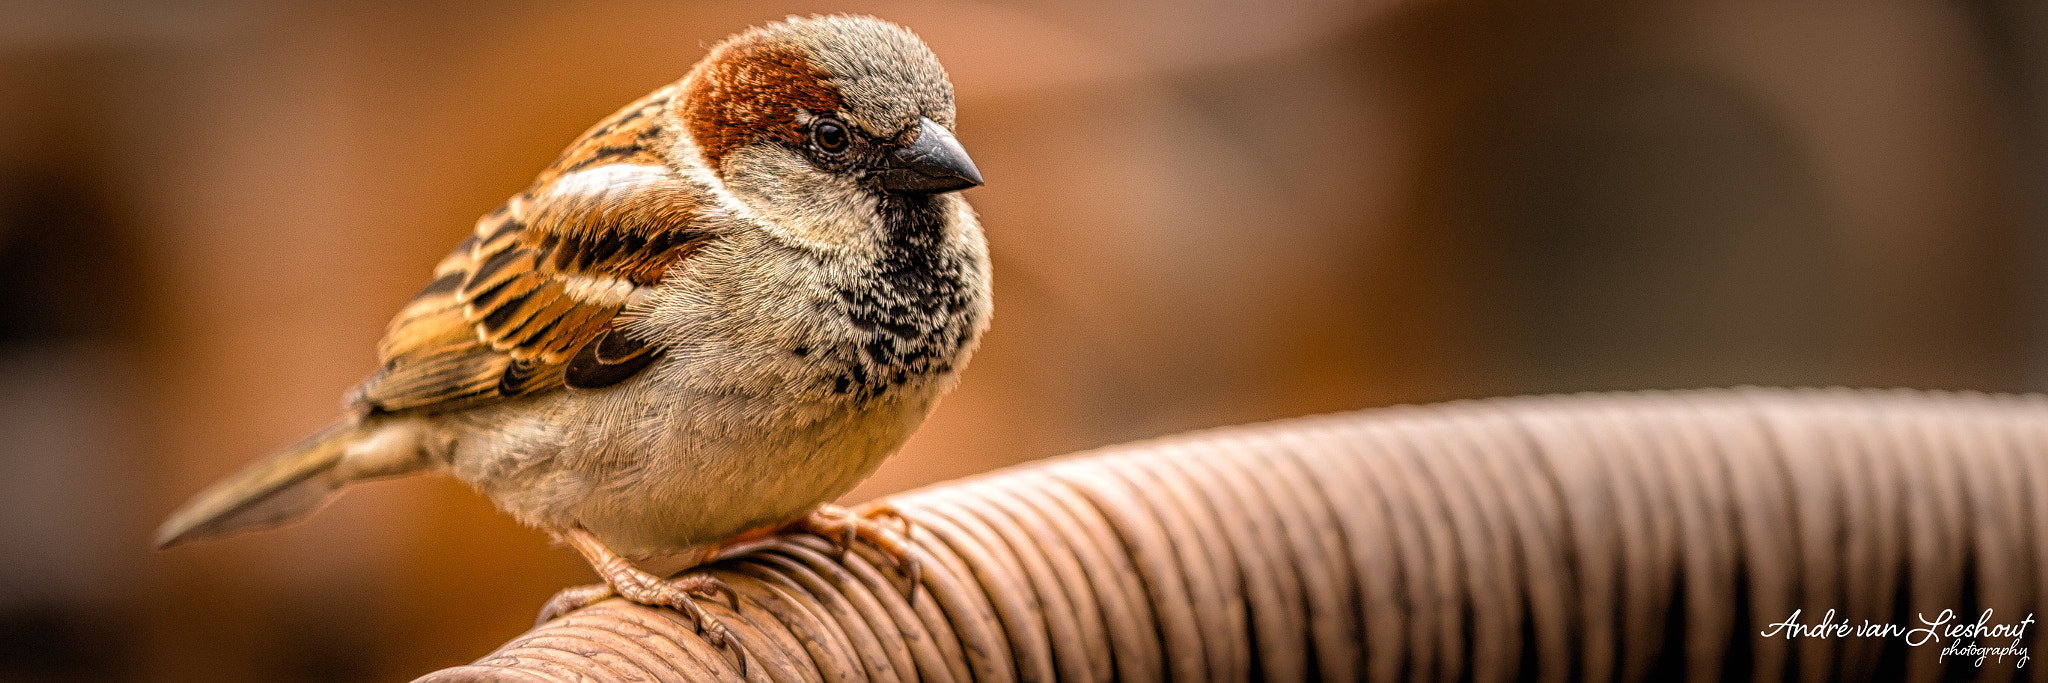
[638,191,990,405]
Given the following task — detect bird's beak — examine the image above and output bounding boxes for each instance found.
[879,117,983,194]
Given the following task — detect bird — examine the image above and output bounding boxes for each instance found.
[154,14,990,662]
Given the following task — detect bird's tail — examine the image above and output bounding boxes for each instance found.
[154,418,428,549]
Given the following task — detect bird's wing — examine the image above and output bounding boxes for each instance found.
[353,86,711,415]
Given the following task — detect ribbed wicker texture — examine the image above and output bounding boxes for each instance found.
[415,388,2048,682]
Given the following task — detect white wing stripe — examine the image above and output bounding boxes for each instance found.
[560,273,653,307]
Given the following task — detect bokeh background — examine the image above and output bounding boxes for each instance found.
[3,0,2045,680]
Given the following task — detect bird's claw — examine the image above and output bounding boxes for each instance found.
[665,575,748,676]
[797,504,922,596]
[535,582,618,626]
[619,572,748,674]
[554,525,750,674]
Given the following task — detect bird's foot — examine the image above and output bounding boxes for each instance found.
[794,503,921,592]
[549,526,748,675]
[534,574,738,631]
[535,582,617,625]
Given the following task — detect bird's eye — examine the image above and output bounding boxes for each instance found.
[812,117,849,154]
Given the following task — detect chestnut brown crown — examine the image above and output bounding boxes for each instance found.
[675,15,981,195]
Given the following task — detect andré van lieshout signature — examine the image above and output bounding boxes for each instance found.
[1759,608,2034,668]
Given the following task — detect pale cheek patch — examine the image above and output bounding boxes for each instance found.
[721,144,879,252]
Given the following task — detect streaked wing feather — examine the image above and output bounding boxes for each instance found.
[566,327,665,390]
[352,85,709,415]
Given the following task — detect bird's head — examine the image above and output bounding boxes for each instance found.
[670,15,981,248]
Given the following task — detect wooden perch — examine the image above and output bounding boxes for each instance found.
[415,388,2048,682]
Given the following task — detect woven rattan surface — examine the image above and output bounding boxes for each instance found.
[415,388,2048,682]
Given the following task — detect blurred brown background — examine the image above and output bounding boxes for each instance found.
[2,0,2044,680]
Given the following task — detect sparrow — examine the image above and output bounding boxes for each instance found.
[155,14,990,659]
